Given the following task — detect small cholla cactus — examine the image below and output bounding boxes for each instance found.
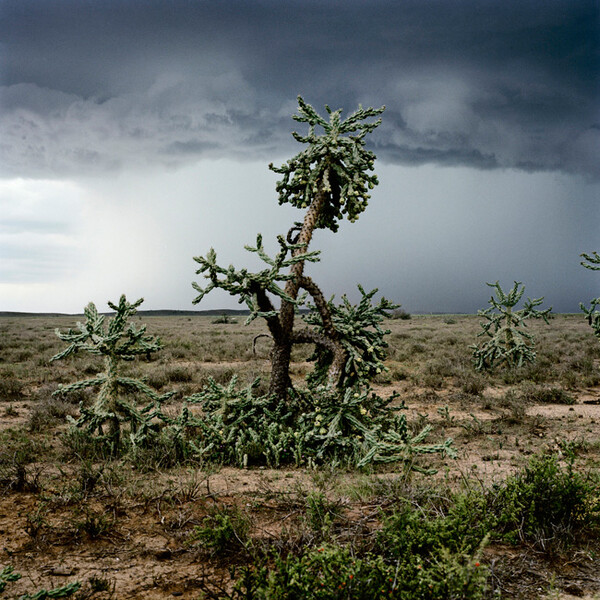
[471,281,552,371]
[51,295,174,453]
[580,251,600,340]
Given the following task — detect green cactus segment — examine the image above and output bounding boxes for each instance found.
[580,251,600,339]
[0,566,21,592]
[193,235,320,325]
[51,295,174,452]
[178,379,453,471]
[270,96,384,232]
[18,581,81,600]
[581,251,600,271]
[471,281,552,371]
[303,285,398,388]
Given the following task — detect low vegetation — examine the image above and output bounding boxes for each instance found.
[0,312,599,598]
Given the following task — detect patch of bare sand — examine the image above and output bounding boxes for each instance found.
[527,403,600,419]
[0,400,31,431]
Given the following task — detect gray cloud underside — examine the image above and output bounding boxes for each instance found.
[1,0,598,179]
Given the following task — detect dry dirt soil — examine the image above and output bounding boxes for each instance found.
[0,314,598,599]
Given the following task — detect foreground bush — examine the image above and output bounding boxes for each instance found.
[493,452,600,548]
[216,452,598,599]
[231,544,488,600]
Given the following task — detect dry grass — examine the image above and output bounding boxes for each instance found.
[0,313,598,599]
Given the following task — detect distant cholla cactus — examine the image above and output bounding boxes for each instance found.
[51,295,174,452]
[471,281,552,371]
[580,251,600,340]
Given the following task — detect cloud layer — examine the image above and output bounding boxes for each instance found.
[1,0,598,179]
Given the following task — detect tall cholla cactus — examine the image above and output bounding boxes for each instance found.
[580,251,600,340]
[471,281,552,371]
[193,97,385,402]
[51,295,174,451]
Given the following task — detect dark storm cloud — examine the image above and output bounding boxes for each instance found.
[1,0,598,178]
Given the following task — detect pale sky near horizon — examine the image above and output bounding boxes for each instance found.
[1,0,599,314]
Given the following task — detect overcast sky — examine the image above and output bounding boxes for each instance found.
[1,0,598,314]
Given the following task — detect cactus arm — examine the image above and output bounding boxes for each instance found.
[581,251,600,270]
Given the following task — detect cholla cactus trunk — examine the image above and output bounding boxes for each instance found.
[104,356,121,449]
[270,186,347,400]
[270,189,326,399]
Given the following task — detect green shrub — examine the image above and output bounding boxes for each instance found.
[188,504,250,555]
[128,426,190,471]
[305,491,341,537]
[392,308,412,320]
[0,376,24,401]
[60,427,116,462]
[519,384,575,405]
[211,314,238,324]
[231,543,488,600]
[0,429,49,465]
[493,453,600,548]
[28,396,79,432]
[74,508,114,539]
[378,494,491,562]
[457,371,487,396]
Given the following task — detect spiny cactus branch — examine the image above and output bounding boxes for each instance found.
[192,235,320,327]
[581,251,600,271]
